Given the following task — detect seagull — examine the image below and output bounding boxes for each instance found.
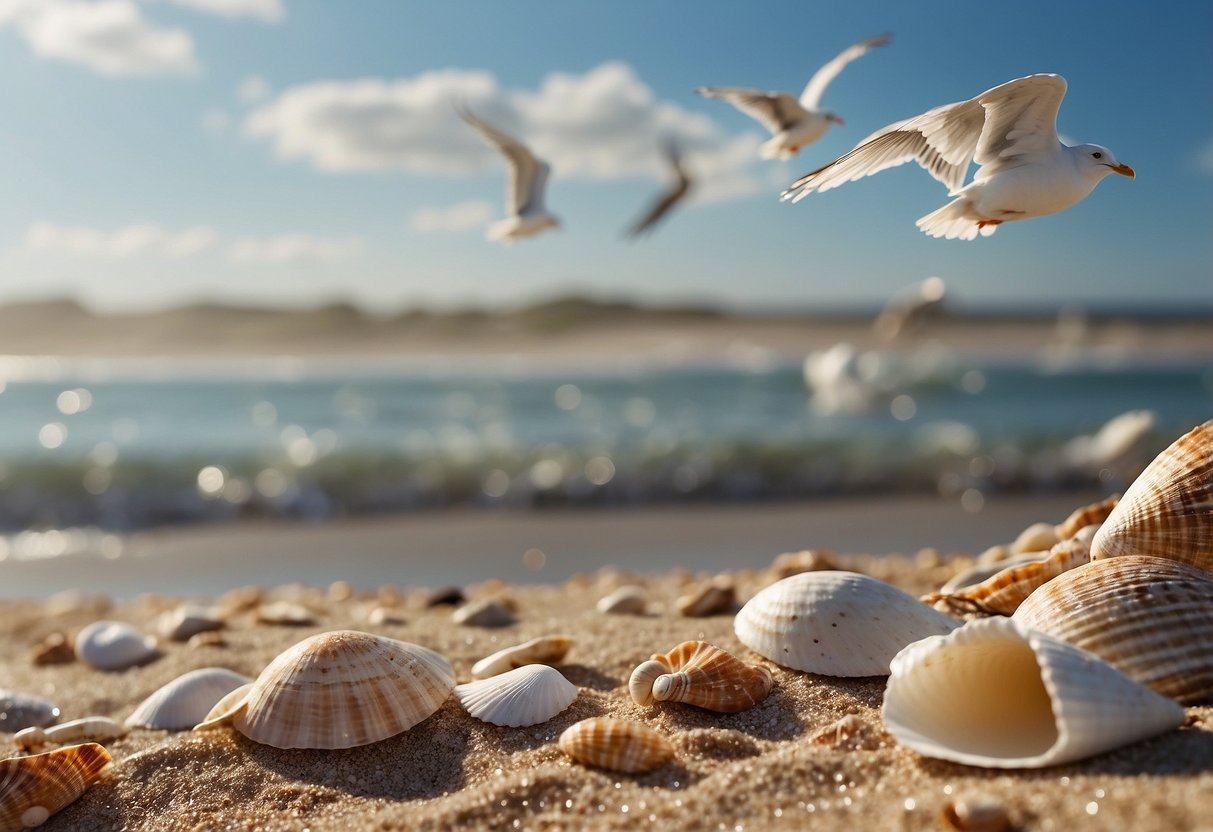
[780,74,1135,240]
[625,139,693,238]
[874,276,947,341]
[458,108,560,243]
[696,33,890,161]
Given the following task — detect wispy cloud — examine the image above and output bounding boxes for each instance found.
[237,73,272,103]
[228,234,364,263]
[155,0,284,23]
[24,222,219,258]
[409,201,494,233]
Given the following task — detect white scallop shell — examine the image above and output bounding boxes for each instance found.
[882,617,1184,768]
[470,635,573,680]
[0,690,60,733]
[455,664,577,727]
[75,621,159,671]
[125,668,252,731]
[734,571,959,676]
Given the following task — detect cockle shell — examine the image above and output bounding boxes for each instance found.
[455,664,577,727]
[74,621,158,671]
[938,554,1046,595]
[1091,420,1213,572]
[452,599,515,628]
[0,691,59,733]
[1013,556,1213,704]
[628,641,773,712]
[126,668,252,731]
[882,617,1184,768]
[158,605,224,642]
[596,586,647,615]
[734,572,959,676]
[558,717,674,774]
[1054,494,1119,541]
[194,630,453,749]
[470,635,574,679]
[0,743,110,832]
[15,718,126,752]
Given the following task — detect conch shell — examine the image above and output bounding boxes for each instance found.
[628,641,772,712]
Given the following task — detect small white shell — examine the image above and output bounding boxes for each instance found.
[125,668,252,731]
[254,601,315,626]
[734,571,959,676]
[596,586,648,615]
[0,690,60,733]
[16,718,127,751]
[452,599,515,628]
[471,635,574,680]
[158,604,224,642]
[882,617,1184,768]
[74,621,158,671]
[455,664,577,727]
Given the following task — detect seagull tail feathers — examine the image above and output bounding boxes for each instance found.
[915,198,987,241]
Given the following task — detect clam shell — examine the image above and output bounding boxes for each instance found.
[882,617,1184,768]
[628,641,773,713]
[734,571,958,676]
[0,691,60,733]
[1091,419,1213,572]
[75,621,158,671]
[0,743,110,832]
[1013,556,1213,704]
[158,604,224,642]
[596,586,647,615]
[455,664,577,727]
[15,718,126,752]
[470,635,574,679]
[200,630,454,749]
[126,668,252,731]
[558,717,673,774]
[452,599,515,628]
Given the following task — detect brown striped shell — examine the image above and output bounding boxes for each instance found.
[1013,556,1213,704]
[0,743,110,832]
[1091,420,1213,572]
[1054,494,1119,540]
[628,641,773,712]
[558,717,673,774]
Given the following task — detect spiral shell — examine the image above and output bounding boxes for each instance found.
[126,668,252,731]
[558,718,673,774]
[628,641,772,712]
[470,635,573,680]
[74,621,158,671]
[455,665,577,727]
[0,743,110,832]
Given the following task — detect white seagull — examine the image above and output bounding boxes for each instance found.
[696,33,890,161]
[458,108,560,243]
[780,74,1135,240]
[625,139,693,238]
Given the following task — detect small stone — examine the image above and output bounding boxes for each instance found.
[453,599,515,628]
[596,586,647,615]
[424,586,465,608]
[769,550,837,579]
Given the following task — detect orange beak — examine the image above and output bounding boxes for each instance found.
[1109,163,1135,179]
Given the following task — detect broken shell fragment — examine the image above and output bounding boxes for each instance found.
[126,667,252,731]
[0,691,60,733]
[455,664,577,727]
[558,717,673,774]
[628,641,772,712]
[0,743,111,832]
[74,621,158,671]
[471,635,574,679]
[15,718,127,752]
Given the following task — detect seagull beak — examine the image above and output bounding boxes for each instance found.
[1109,163,1135,179]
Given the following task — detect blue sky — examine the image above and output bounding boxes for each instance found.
[0,0,1208,313]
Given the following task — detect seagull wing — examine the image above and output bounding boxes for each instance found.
[459,109,546,216]
[627,144,692,238]
[695,87,808,134]
[798,33,891,110]
[970,74,1066,180]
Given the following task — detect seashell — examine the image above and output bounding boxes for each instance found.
[158,604,225,642]
[30,633,74,667]
[195,684,253,731]
[558,717,673,774]
[1091,420,1213,572]
[1011,522,1059,554]
[938,554,1046,594]
[0,691,59,733]
[941,796,1011,832]
[194,630,453,749]
[188,631,228,649]
[254,601,315,626]
[366,607,406,626]
[768,549,838,580]
[595,586,647,615]
[452,599,515,628]
[0,743,111,832]
[1054,494,1119,540]
[74,621,158,671]
[734,571,958,676]
[214,586,264,617]
[471,635,574,679]
[627,641,772,713]
[808,713,865,747]
[455,664,577,727]
[675,576,734,617]
[881,617,1184,768]
[15,718,127,752]
[922,534,1091,617]
[1013,556,1213,704]
[327,580,355,603]
[126,668,252,731]
[424,586,465,607]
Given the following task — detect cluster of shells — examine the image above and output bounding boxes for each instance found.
[1,420,1211,825]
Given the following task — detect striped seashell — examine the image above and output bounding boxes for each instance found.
[734,571,958,676]
[126,668,252,731]
[158,604,224,642]
[1010,522,1059,554]
[0,743,110,832]
[1054,494,1119,541]
[1091,420,1213,572]
[195,630,453,749]
[1013,556,1213,704]
[628,641,772,712]
[195,684,253,731]
[14,718,126,753]
[938,554,1047,595]
[452,599,515,628]
[558,718,673,774]
[882,617,1184,768]
[0,691,59,733]
[471,635,573,679]
[596,586,647,615]
[74,621,158,671]
[455,664,577,727]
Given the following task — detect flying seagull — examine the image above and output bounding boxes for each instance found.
[458,108,560,243]
[625,140,693,238]
[696,33,890,161]
[780,74,1135,240]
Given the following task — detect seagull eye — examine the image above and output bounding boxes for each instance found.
[1092,152,1103,159]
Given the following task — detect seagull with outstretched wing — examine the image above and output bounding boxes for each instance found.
[625,140,693,238]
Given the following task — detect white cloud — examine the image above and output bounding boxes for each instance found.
[228,234,364,263]
[24,222,219,258]
[157,0,284,23]
[237,73,271,103]
[409,200,494,233]
[0,0,197,76]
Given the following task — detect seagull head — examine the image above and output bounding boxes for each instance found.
[1075,144,1135,180]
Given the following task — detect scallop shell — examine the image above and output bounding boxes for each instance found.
[195,684,253,731]
[1054,494,1119,540]
[938,554,1047,595]
[1091,420,1213,572]
[126,668,252,731]
[628,641,773,712]
[15,718,126,752]
[558,717,673,774]
[74,621,159,671]
[734,571,959,676]
[0,743,111,832]
[471,635,574,679]
[455,664,577,727]
[452,599,515,628]
[0,691,60,733]
[158,604,224,642]
[881,617,1184,768]
[596,587,647,615]
[1013,556,1213,704]
[196,630,453,749]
